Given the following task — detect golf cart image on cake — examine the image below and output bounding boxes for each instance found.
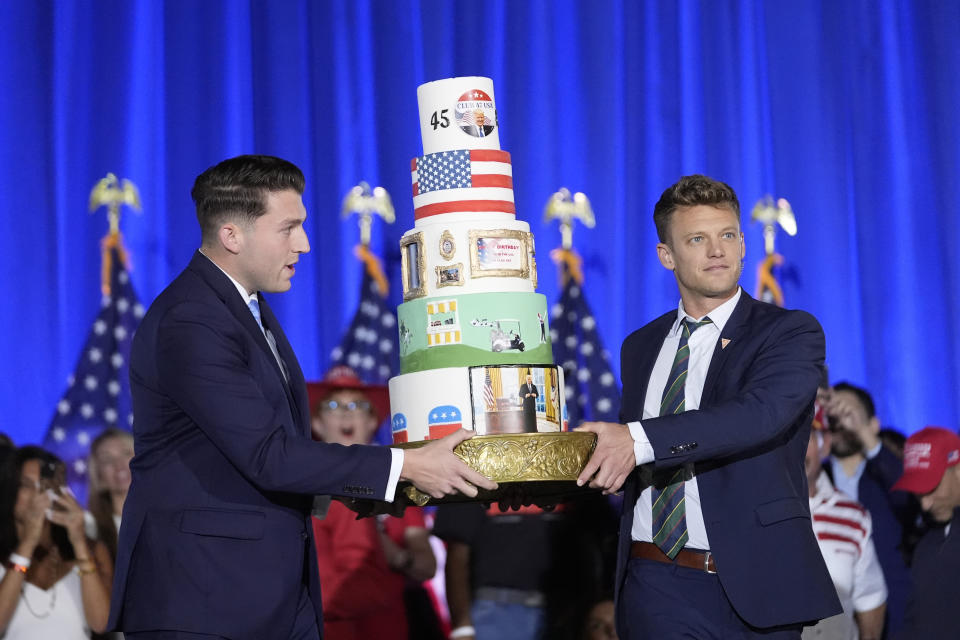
[489,319,525,352]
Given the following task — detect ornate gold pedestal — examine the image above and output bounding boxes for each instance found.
[392,431,597,506]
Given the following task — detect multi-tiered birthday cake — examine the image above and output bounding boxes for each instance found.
[388,77,594,503]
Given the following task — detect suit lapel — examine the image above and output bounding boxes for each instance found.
[187,252,309,435]
[258,297,311,437]
[634,314,674,415]
[701,292,755,404]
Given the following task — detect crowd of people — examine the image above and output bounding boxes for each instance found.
[2,373,957,640]
[2,159,959,640]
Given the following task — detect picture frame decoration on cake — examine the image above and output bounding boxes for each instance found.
[400,231,427,300]
[469,228,529,279]
[436,263,464,288]
[439,229,457,260]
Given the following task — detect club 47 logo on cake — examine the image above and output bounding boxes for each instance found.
[455,89,496,138]
[427,405,462,440]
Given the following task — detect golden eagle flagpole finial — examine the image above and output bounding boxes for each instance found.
[750,195,796,256]
[544,187,595,251]
[89,173,141,295]
[545,188,595,285]
[341,182,395,296]
[750,195,797,307]
[341,181,395,247]
[89,173,142,236]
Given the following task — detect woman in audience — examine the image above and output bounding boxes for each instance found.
[86,428,134,561]
[0,446,112,638]
[308,366,438,640]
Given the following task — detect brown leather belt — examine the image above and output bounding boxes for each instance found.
[631,541,717,574]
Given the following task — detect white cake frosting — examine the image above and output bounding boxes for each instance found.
[390,76,568,444]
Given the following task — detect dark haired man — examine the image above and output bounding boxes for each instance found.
[577,175,840,638]
[823,382,915,636]
[108,155,495,639]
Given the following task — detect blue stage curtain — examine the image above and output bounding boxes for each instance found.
[2,0,958,444]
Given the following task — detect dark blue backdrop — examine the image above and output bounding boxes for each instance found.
[3,0,959,445]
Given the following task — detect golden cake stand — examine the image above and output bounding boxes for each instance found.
[392,431,598,506]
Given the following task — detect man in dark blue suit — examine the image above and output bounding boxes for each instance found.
[577,175,841,638]
[108,155,495,639]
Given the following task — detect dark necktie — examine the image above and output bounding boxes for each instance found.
[651,317,712,558]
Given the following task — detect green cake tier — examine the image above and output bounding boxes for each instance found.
[398,291,553,373]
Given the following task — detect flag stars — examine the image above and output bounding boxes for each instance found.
[579,342,595,356]
[133,303,145,318]
[600,372,615,387]
[114,326,128,340]
[74,459,87,475]
[117,298,130,313]
[577,369,592,382]
[80,404,94,418]
[104,408,117,423]
[88,348,102,363]
[565,336,577,348]
[107,380,120,396]
[111,353,124,369]
[94,320,107,335]
[596,398,613,413]
[52,426,66,441]
[118,271,129,284]
[84,376,98,391]
[57,400,71,416]
[581,316,596,330]
[77,431,90,446]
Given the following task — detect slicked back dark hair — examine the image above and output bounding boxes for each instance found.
[653,174,740,244]
[832,381,877,419]
[192,154,305,244]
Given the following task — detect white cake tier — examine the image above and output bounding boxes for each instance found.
[399,218,539,301]
[388,364,568,443]
[418,77,501,155]
[410,149,515,223]
[398,292,553,373]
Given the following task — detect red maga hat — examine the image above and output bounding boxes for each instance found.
[892,426,960,494]
[306,365,390,425]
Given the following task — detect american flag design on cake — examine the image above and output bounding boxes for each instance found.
[411,149,514,220]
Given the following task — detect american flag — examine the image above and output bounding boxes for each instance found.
[43,246,142,505]
[329,269,399,446]
[410,149,514,220]
[483,368,496,411]
[550,277,620,426]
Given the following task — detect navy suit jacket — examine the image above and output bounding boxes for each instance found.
[615,292,841,632]
[108,252,392,639]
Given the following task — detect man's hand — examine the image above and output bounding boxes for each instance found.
[575,421,636,494]
[826,392,879,452]
[401,429,498,499]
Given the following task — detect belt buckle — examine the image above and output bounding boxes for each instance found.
[703,550,716,574]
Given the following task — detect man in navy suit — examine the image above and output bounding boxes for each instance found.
[577,175,841,638]
[108,155,495,639]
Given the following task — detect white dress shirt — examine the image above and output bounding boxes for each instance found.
[628,288,742,549]
[198,251,403,501]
